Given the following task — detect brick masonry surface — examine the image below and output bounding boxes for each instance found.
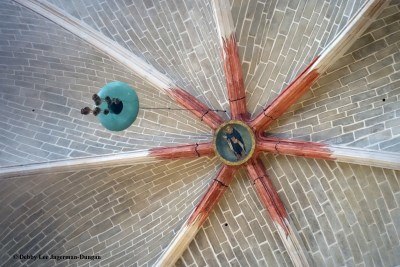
[46,0,228,114]
[0,156,220,267]
[0,1,212,167]
[179,155,400,267]
[230,0,367,116]
[1,0,400,267]
[268,2,400,152]
[0,155,399,266]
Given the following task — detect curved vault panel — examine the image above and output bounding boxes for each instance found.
[0,157,220,266]
[46,0,228,113]
[179,154,400,266]
[230,0,368,116]
[0,0,399,266]
[0,0,211,167]
[268,3,400,152]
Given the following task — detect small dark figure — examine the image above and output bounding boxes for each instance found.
[223,125,246,160]
[105,96,112,105]
[81,107,91,115]
[83,95,123,117]
[92,107,101,116]
[92,94,102,106]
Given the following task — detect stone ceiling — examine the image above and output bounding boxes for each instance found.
[0,0,399,266]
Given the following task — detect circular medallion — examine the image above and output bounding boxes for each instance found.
[97,81,139,131]
[214,120,256,166]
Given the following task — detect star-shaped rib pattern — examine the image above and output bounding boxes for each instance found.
[0,0,399,267]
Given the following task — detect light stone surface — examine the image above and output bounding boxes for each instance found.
[0,0,211,167]
[269,2,400,152]
[0,156,221,267]
[0,0,400,266]
[180,154,400,267]
[230,0,367,116]
[46,0,228,114]
[1,155,399,267]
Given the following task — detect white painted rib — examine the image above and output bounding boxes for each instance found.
[155,217,202,267]
[0,150,154,179]
[275,219,311,267]
[311,0,389,73]
[212,0,235,41]
[330,146,400,170]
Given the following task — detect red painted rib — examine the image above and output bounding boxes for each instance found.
[257,137,334,160]
[250,56,320,132]
[167,88,225,130]
[245,158,289,235]
[149,142,214,160]
[188,165,236,225]
[222,34,247,120]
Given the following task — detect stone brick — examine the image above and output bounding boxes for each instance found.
[88,219,113,237]
[319,67,352,86]
[354,107,383,121]
[367,65,395,83]
[372,21,400,40]
[41,143,71,156]
[24,209,45,226]
[9,192,32,209]
[348,55,376,72]
[98,225,121,242]
[368,56,394,74]
[384,12,400,25]
[311,127,342,142]
[340,68,369,85]
[365,112,395,127]
[352,39,387,60]
[347,33,375,53]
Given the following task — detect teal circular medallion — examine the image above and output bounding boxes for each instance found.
[97,81,139,131]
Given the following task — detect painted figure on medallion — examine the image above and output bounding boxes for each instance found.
[214,121,255,165]
[223,125,246,160]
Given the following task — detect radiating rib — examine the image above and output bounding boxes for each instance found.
[250,0,389,132]
[250,60,319,132]
[0,149,154,179]
[330,146,400,171]
[246,158,310,267]
[149,142,214,160]
[0,143,214,179]
[257,137,333,160]
[212,0,247,120]
[16,0,225,130]
[257,137,400,170]
[155,165,236,267]
[166,88,224,130]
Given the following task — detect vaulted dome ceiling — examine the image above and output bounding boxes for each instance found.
[0,0,399,266]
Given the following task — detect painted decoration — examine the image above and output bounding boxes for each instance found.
[214,120,255,166]
[97,81,139,131]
